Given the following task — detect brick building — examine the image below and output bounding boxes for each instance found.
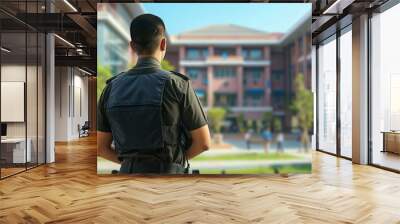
[168,15,311,130]
[171,24,282,117]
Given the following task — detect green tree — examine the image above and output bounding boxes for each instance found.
[208,107,226,133]
[161,59,175,71]
[236,113,246,133]
[262,111,273,130]
[255,120,263,133]
[246,120,253,132]
[272,117,282,132]
[291,74,313,151]
[97,64,112,101]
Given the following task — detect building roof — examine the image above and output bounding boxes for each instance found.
[171,24,283,45]
[279,13,311,46]
[180,24,268,36]
[170,13,311,46]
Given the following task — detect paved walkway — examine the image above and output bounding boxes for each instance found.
[223,138,302,151]
[190,159,311,170]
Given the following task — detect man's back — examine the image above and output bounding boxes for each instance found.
[98,57,208,172]
[97,14,210,174]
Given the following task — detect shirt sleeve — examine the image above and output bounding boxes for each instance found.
[181,81,208,131]
[97,84,111,132]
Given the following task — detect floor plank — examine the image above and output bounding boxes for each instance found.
[0,135,399,223]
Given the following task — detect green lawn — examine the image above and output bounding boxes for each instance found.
[97,155,312,175]
[197,164,312,174]
[192,152,301,161]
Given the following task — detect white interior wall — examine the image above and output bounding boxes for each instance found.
[55,66,68,141]
[1,64,46,163]
[55,67,89,141]
[1,65,27,138]
[70,72,89,139]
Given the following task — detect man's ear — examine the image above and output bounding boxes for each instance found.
[160,38,166,51]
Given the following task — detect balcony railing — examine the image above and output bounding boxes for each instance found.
[181,55,271,66]
[242,54,265,61]
[185,56,208,61]
[184,54,265,61]
[243,101,264,107]
[244,81,265,89]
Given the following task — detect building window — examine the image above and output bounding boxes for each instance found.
[214,93,237,107]
[272,71,284,81]
[186,48,208,60]
[242,48,264,60]
[307,60,312,73]
[252,73,261,83]
[251,94,262,106]
[195,90,207,106]
[116,5,132,28]
[214,48,236,59]
[298,36,304,55]
[186,67,206,80]
[272,95,285,109]
[202,74,208,85]
[245,93,263,106]
[244,67,263,84]
[214,67,236,78]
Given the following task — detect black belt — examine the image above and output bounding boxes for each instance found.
[120,159,185,174]
[118,153,185,174]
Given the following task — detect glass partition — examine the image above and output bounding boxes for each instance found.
[1,30,28,177]
[0,1,46,179]
[371,3,400,171]
[339,27,352,158]
[317,35,337,154]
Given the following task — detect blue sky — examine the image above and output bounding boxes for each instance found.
[142,3,311,35]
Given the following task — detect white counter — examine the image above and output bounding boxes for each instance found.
[1,138,32,163]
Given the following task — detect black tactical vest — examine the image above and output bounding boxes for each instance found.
[104,68,180,157]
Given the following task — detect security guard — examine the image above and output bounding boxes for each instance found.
[97,14,211,174]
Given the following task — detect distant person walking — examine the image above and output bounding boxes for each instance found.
[261,128,272,154]
[276,132,284,153]
[244,130,252,150]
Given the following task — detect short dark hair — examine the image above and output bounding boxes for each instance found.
[130,14,166,55]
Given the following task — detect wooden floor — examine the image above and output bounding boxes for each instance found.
[0,167,26,177]
[0,135,400,224]
[373,151,400,171]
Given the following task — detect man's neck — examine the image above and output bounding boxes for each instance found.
[138,55,161,63]
[135,56,162,69]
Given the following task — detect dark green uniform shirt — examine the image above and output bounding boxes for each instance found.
[97,57,208,164]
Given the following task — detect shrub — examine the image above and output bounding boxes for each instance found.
[208,107,226,133]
